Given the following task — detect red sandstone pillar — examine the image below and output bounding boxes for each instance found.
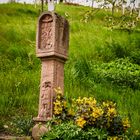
[32,12,69,140]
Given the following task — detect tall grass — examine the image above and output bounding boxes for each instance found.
[0,3,40,120]
[0,3,140,134]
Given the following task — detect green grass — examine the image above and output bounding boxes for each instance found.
[0,3,40,119]
[0,3,140,135]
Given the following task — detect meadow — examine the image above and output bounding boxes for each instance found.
[0,3,140,137]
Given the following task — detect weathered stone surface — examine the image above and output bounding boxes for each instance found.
[36,11,69,60]
[34,11,69,122]
[32,11,69,140]
[34,58,65,122]
[32,124,49,140]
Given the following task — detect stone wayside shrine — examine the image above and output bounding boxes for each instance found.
[32,11,69,140]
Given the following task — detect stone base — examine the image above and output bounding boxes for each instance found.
[33,117,47,122]
[32,124,49,140]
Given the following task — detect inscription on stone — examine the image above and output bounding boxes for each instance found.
[38,81,52,119]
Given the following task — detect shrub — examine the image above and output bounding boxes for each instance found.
[105,15,139,32]
[72,58,140,89]
[0,121,5,134]
[42,88,131,139]
[9,116,34,136]
[42,121,108,140]
[92,58,140,89]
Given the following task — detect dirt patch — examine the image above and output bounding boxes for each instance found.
[0,132,32,140]
[0,135,32,140]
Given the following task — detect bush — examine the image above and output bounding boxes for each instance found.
[9,116,34,136]
[42,88,131,139]
[92,58,140,89]
[42,121,108,140]
[72,58,140,89]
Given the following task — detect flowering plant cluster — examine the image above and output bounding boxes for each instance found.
[53,88,68,121]
[53,88,130,137]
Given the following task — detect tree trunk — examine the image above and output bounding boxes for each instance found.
[9,0,16,3]
[91,0,94,8]
[41,0,44,12]
[34,0,37,8]
[112,3,115,16]
[45,0,48,5]
[138,9,140,18]
[122,4,125,15]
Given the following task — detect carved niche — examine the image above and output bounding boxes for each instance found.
[36,12,69,60]
[38,14,54,51]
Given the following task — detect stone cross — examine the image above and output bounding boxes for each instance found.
[32,11,69,140]
[48,0,55,11]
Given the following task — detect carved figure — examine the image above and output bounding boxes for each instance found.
[40,15,53,50]
[38,81,51,119]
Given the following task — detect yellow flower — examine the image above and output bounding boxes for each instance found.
[103,102,110,107]
[54,87,63,95]
[107,136,123,140]
[68,108,75,116]
[85,97,97,106]
[76,97,82,104]
[91,98,97,106]
[107,107,117,117]
[63,101,67,108]
[54,107,63,115]
[92,107,103,119]
[122,118,130,128]
[54,109,60,115]
[134,130,140,136]
[54,100,61,106]
[76,117,86,128]
[103,101,116,108]
[57,95,61,99]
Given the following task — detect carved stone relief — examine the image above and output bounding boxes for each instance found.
[34,12,69,122]
[38,81,52,119]
[32,12,69,140]
[39,15,53,50]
